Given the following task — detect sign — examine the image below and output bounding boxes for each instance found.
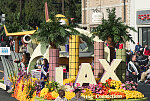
[92,12,103,23]
[74,63,96,87]
[55,67,63,85]
[137,10,150,25]
[99,59,122,83]
[0,47,10,55]
[0,14,5,25]
[98,95,122,98]
[54,60,121,85]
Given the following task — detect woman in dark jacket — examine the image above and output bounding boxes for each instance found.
[40,58,49,89]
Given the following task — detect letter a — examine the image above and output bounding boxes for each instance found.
[75,63,97,86]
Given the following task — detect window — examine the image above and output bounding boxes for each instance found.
[138,27,150,48]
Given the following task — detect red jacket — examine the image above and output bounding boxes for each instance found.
[144,48,150,56]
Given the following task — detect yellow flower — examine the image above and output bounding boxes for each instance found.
[49,81,52,84]
[65,91,75,100]
[40,88,49,97]
[63,78,76,85]
[109,89,144,99]
[110,80,122,89]
[51,91,59,98]
[51,88,54,91]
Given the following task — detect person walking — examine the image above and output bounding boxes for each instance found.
[128,55,140,82]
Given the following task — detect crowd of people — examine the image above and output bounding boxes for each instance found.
[127,43,150,83]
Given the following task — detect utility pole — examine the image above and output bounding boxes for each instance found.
[124,0,126,23]
[62,0,65,15]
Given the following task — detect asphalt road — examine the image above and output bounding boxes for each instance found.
[0,60,3,79]
[0,56,17,101]
[0,56,12,79]
[0,88,17,101]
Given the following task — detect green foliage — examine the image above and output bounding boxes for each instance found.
[0,0,81,28]
[23,0,45,28]
[64,0,81,23]
[5,13,33,33]
[45,81,60,92]
[0,0,20,23]
[92,8,136,44]
[32,13,79,48]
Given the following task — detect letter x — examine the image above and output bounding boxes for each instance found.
[99,59,122,83]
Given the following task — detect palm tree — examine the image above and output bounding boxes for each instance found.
[32,13,79,80]
[92,8,136,62]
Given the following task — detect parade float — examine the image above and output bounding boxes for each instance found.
[1,2,148,101]
[10,71,147,101]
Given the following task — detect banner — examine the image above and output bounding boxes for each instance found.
[0,47,10,55]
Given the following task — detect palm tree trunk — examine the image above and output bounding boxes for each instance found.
[107,36,116,63]
[49,48,59,81]
[15,37,19,53]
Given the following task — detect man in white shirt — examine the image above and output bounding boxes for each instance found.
[128,55,140,82]
[55,90,68,101]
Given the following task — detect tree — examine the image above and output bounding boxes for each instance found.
[0,0,82,28]
[32,13,79,48]
[32,13,81,80]
[92,8,136,62]
[64,0,81,23]
[23,0,45,28]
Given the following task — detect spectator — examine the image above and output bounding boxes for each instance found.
[128,55,140,82]
[139,64,150,83]
[10,39,14,51]
[19,54,28,73]
[55,89,68,101]
[135,42,142,53]
[14,53,30,74]
[137,51,148,66]
[126,50,133,64]
[19,44,27,53]
[19,38,22,46]
[148,56,150,66]
[143,45,150,56]
[13,39,15,51]
[71,89,85,101]
[40,58,49,89]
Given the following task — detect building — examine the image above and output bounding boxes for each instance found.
[82,0,129,30]
[130,0,150,49]
[81,0,150,50]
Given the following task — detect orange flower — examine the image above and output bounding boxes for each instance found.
[11,94,14,97]
[38,92,41,97]
[44,92,55,100]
